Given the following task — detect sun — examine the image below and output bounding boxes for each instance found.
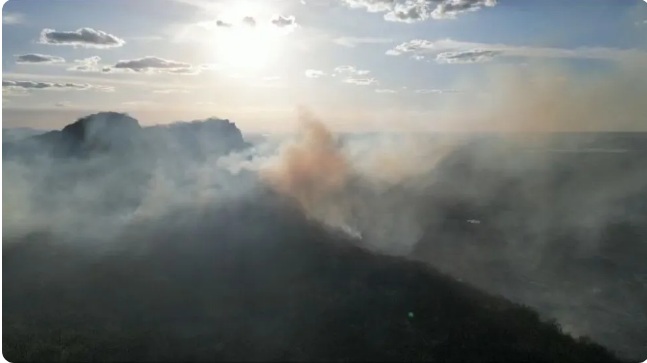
[219,27,278,72]
[213,1,283,73]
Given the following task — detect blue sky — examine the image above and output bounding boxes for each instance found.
[2,0,647,132]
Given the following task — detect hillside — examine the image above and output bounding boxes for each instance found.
[411,133,647,359]
[3,192,619,362]
[3,113,631,361]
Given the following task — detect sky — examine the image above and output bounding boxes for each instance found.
[2,0,647,132]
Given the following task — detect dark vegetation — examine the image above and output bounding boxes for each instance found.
[3,195,619,362]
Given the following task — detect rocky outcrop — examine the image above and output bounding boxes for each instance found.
[146,117,250,160]
[4,113,250,160]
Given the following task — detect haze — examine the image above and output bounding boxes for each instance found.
[3,0,647,362]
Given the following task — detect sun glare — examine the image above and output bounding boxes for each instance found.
[214,1,283,73]
[219,27,278,72]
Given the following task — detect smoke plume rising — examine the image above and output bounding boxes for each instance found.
[261,110,351,231]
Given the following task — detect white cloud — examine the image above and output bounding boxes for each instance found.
[242,16,257,27]
[375,88,397,93]
[101,58,216,75]
[3,71,185,88]
[268,15,298,35]
[15,54,65,64]
[216,20,233,27]
[387,38,647,63]
[271,15,296,27]
[343,0,393,13]
[342,0,496,23]
[68,56,107,72]
[333,36,392,48]
[334,65,371,75]
[435,50,500,64]
[40,28,125,48]
[165,67,202,75]
[414,88,458,94]
[343,77,378,86]
[3,12,25,25]
[305,69,326,78]
[2,80,114,92]
[113,56,196,74]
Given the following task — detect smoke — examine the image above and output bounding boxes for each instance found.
[3,60,647,359]
[431,60,647,133]
[252,108,457,252]
[261,109,350,231]
[2,115,258,243]
[393,61,647,357]
[242,61,647,358]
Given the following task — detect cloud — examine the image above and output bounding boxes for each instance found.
[414,88,458,94]
[242,16,257,27]
[375,88,397,93]
[271,15,297,27]
[333,36,392,48]
[343,78,378,86]
[331,66,375,85]
[104,58,215,75]
[305,69,326,78]
[15,54,65,64]
[3,12,25,25]
[2,80,114,92]
[113,56,194,74]
[2,80,84,90]
[387,38,647,63]
[436,50,501,64]
[343,0,392,12]
[165,67,201,75]
[270,15,298,34]
[68,56,106,72]
[114,57,190,71]
[334,65,371,76]
[40,28,125,48]
[216,20,232,27]
[342,0,496,23]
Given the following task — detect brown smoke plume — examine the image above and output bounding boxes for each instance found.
[259,108,456,246]
[261,109,350,220]
[434,60,647,133]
